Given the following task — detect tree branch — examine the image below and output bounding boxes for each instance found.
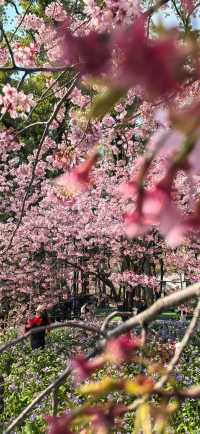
[107,280,200,339]
[0,65,75,74]
[9,1,32,43]
[101,310,132,332]
[155,297,200,390]
[27,71,67,120]
[145,0,170,17]
[4,364,72,433]
[0,319,105,355]
[0,23,16,67]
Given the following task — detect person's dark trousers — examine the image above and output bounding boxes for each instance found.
[30,331,46,350]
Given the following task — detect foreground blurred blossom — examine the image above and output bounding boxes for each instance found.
[58,20,112,75]
[57,15,186,98]
[118,180,137,200]
[115,16,185,96]
[46,413,73,434]
[105,334,141,364]
[86,405,126,434]
[72,354,105,383]
[123,209,151,237]
[180,0,194,13]
[122,173,185,246]
[148,129,185,157]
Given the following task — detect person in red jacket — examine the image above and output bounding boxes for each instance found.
[25,305,50,350]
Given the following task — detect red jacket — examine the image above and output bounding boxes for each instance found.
[25,315,44,332]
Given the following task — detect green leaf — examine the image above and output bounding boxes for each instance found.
[154,415,167,434]
[133,403,152,434]
[125,377,154,396]
[79,377,119,396]
[88,88,126,119]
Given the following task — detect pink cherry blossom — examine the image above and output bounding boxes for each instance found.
[53,149,100,198]
[14,43,38,67]
[0,47,8,65]
[105,334,141,364]
[18,13,44,31]
[58,23,112,75]
[115,16,185,96]
[180,0,194,14]
[0,84,34,119]
[46,414,73,434]
[45,1,68,21]
[72,354,105,383]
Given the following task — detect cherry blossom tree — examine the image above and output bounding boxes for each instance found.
[1,0,200,431]
[0,0,198,313]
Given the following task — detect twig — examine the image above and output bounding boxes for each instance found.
[155,384,200,400]
[9,1,32,43]
[4,364,71,433]
[16,121,46,136]
[0,23,16,67]
[4,344,98,433]
[51,386,59,416]
[0,65,75,73]
[187,1,200,19]
[0,319,105,355]
[101,311,132,332]
[27,71,67,120]
[107,280,200,339]
[17,72,28,90]
[7,0,20,15]
[145,0,170,17]
[155,297,200,390]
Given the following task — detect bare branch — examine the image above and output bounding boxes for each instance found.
[145,0,170,17]
[155,297,200,391]
[155,384,200,400]
[4,364,71,433]
[0,319,105,355]
[9,1,32,43]
[101,310,132,332]
[51,386,59,416]
[16,121,46,136]
[27,71,67,120]
[4,342,98,433]
[107,281,200,339]
[0,23,16,67]
[177,384,200,399]
[17,71,28,90]
[7,0,20,15]
[0,65,75,74]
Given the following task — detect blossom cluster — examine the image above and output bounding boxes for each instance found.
[0,84,34,119]
[13,43,38,67]
[0,47,8,66]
